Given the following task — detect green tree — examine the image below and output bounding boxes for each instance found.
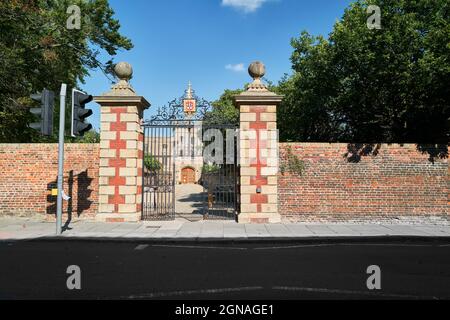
[0,0,133,143]
[204,89,242,126]
[76,129,100,143]
[202,164,220,174]
[144,155,161,172]
[278,0,449,146]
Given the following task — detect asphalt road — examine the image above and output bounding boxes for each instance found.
[1,239,450,300]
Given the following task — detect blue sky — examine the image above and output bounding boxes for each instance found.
[83,0,353,129]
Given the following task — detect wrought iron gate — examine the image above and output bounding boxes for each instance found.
[141,88,239,221]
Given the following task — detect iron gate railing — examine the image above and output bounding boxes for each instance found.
[142,121,239,221]
[142,123,176,221]
[141,88,239,221]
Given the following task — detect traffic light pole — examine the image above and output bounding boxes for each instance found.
[56,84,67,235]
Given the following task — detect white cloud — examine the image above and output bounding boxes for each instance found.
[222,0,269,13]
[225,63,245,72]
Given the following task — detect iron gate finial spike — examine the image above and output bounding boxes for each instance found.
[186,81,193,99]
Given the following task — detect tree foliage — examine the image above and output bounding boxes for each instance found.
[0,0,132,142]
[278,0,449,147]
[144,155,161,172]
[75,129,100,143]
[202,163,220,174]
[204,89,242,126]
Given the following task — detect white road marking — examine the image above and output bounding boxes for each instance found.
[134,244,149,250]
[139,243,448,251]
[337,243,434,248]
[254,243,437,250]
[255,244,333,250]
[152,244,248,250]
[272,286,439,300]
[123,286,263,299]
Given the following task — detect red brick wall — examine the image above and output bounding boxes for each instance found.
[279,143,449,222]
[0,144,99,220]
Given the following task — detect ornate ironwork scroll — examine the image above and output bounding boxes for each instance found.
[143,85,213,125]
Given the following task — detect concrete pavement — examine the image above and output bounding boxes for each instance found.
[1,217,450,241]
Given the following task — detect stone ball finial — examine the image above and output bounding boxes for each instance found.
[248,61,266,80]
[114,62,133,81]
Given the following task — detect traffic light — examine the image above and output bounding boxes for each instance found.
[71,89,93,137]
[29,89,54,136]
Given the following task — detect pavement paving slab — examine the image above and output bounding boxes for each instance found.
[122,233,157,239]
[327,225,360,236]
[150,229,180,238]
[157,221,184,230]
[175,222,202,238]
[200,222,224,238]
[265,224,294,237]
[1,217,450,240]
[62,222,99,234]
[384,225,433,237]
[63,232,104,238]
[223,223,247,238]
[0,218,18,227]
[346,225,392,236]
[0,224,34,231]
[109,223,142,233]
[412,226,450,236]
[284,224,316,237]
[306,225,337,236]
[245,224,270,237]
[126,225,160,236]
[86,223,120,233]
